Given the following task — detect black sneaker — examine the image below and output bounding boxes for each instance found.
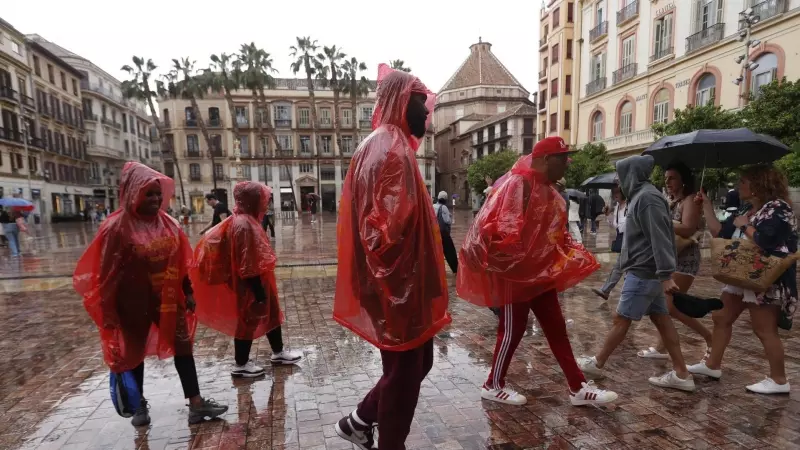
[131,398,151,427]
[334,411,377,449]
[188,398,228,424]
[591,288,609,301]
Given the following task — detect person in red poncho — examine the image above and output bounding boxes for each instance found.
[457,137,618,408]
[332,65,450,450]
[73,162,228,427]
[190,181,301,378]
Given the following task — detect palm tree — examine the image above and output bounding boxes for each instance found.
[207,53,243,147]
[237,43,299,212]
[319,45,346,160]
[390,59,411,72]
[340,57,370,140]
[172,57,220,191]
[120,56,187,207]
[290,36,323,200]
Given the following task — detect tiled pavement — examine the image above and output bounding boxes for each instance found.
[0,212,798,449]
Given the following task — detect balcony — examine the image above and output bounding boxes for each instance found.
[184,118,198,128]
[184,150,202,158]
[275,119,292,128]
[276,149,294,158]
[189,174,203,182]
[0,86,18,103]
[616,1,639,26]
[589,21,608,43]
[209,149,227,158]
[39,104,51,118]
[21,94,35,110]
[686,23,725,54]
[340,120,353,129]
[539,38,548,49]
[538,100,547,112]
[298,121,311,129]
[234,117,249,128]
[299,149,313,158]
[538,69,547,80]
[207,117,224,128]
[319,118,332,128]
[612,63,637,85]
[740,0,786,29]
[586,77,607,96]
[359,119,372,130]
[594,129,655,154]
[650,46,675,63]
[80,80,125,104]
[0,127,22,143]
[89,177,103,186]
[84,112,96,122]
[30,137,45,149]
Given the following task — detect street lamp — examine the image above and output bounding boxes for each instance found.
[733,8,761,106]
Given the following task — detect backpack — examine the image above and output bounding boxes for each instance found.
[437,205,451,234]
[110,370,141,418]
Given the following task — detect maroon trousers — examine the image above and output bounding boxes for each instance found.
[356,339,434,450]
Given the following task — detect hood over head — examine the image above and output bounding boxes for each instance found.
[372,64,435,148]
[233,181,271,218]
[118,162,174,217]
[616,155,655,199]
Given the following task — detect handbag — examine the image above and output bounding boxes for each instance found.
[611,232,623,253]
[110,370,141,417]
[710,238,799,292]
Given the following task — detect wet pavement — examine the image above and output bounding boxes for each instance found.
[0,212,798,449]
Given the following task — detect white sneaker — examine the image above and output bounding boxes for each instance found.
[577,356,604,380]
[746,377,790,395]
[648,370,695,392]
[231,361,265,378]
[570,381,618,406]
[688,361,722,379]
[271,350,302,365]
[481,386,527,405]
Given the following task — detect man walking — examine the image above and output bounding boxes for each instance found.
[333,65,450,450]
[200,194,231,235]
[578,155,695,392]
[434,191,458,274]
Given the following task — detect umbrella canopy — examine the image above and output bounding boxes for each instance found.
[566,189,587,200]
[0,198,34,211]
[581,172,618,190]
[642,128,789,169]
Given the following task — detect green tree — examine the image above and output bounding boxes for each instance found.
[290,37,323,197]
[466,150,519,194]
[340,57,370,134]
[390,59,411,72]
[564,142,614,188]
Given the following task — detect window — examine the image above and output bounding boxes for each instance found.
[695,73,716,106]
[279,166,291,181]
[208,107,220,125]
[238,135,249,156]
[341,109,352,126]
[621,35,635,68]
[596,0,605,25]
[361,106,373,121]
[124,140,130,156]
[523,118,534,134]
[320,107,332,126]
[241,165,251,179]
[11,41,20,55]
[552,44,559,64]
[278,135,292,150]
[567,40,573,59]
[300,136,311,153]
[260,137,269,156]
[189,163,201,178]
[564,110,571,130]
[214,164,224,179]
[549,113,557,132]
[553,7,560,28]
[425,163,432,180]
[551,79,558,98]
[340,136,353,154]
[47,64,54,83]
[653,89,670,124]
[591,112,604,141]
[566,75,572,95]
[72,79,78,96]
[122,114,128,132]
[543,57,548,68]
[750,53,778,99]
[258,165,272,182]
[568,2,574,22]
[591,53,606,80]
[300,163,313,173]
[186,135,199,152]
[274,105,290,120]
[653,14,674,59]
[235,106,249,126]
[33,56,41,76]
[298,107,311,126]
[60,72,67,90]
[321,136,332,154]
[321,165,336,181]
[618,102,633,134]
[255,107,267,125]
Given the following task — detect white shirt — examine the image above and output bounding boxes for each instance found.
[568,199,581,222]
[607,202,627,234]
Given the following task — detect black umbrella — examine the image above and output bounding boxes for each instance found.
[566,189,586,200]
[581,172,618,190]
[642,128,789,169]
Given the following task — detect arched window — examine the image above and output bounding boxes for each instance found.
[208,107,220,126]
[750,52,778,99]
[695,73,716,106]
[618,101,633,135]
[653,89,670,124]
[591,111,604,141]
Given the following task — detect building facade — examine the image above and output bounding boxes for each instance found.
[28,35,158,212]
[158,79,436,218]
[574,0,800,158]
[539,0,578,144]
[435,39,533,206]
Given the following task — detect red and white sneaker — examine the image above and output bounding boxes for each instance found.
[569,381,618,406]
[481,385,527,405]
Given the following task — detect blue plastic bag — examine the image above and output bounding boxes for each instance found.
[110,371,141,418]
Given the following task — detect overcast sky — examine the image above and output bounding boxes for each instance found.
[4,0,541,96]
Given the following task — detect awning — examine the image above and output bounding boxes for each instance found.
[280,188,293,194]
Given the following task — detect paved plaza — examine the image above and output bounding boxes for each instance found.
[0,211,798,450]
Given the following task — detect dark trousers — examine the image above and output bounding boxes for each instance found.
[233,326,284,366]
[132,355,200,399]
[441,231,458,274]
[262,215,275,238]
[356,339,434,450]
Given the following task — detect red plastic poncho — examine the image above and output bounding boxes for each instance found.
[456,157,600,307]
[190,181,283,340]
[334,64,450,351]
[74,162,196,373]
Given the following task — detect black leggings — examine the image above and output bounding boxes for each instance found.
[234,327,284,366]
[441,231,458,274]
[131,355,200,399]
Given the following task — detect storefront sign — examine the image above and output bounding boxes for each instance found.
[93,189,107,198]
[655,3,675,17]
[676,79,691,89]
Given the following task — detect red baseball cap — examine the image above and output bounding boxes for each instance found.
[531,136,574,158]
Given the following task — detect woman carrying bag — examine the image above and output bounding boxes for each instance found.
[688,165,796,394]
[591,185,626,300]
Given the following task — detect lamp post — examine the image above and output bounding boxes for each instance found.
[733,7,762,107]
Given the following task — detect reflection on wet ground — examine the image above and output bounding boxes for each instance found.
[0,213,798,449]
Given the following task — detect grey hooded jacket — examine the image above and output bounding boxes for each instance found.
[616,155,676,281]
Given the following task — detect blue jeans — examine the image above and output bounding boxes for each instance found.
[616,273,669,321]
[3,223,20,256]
